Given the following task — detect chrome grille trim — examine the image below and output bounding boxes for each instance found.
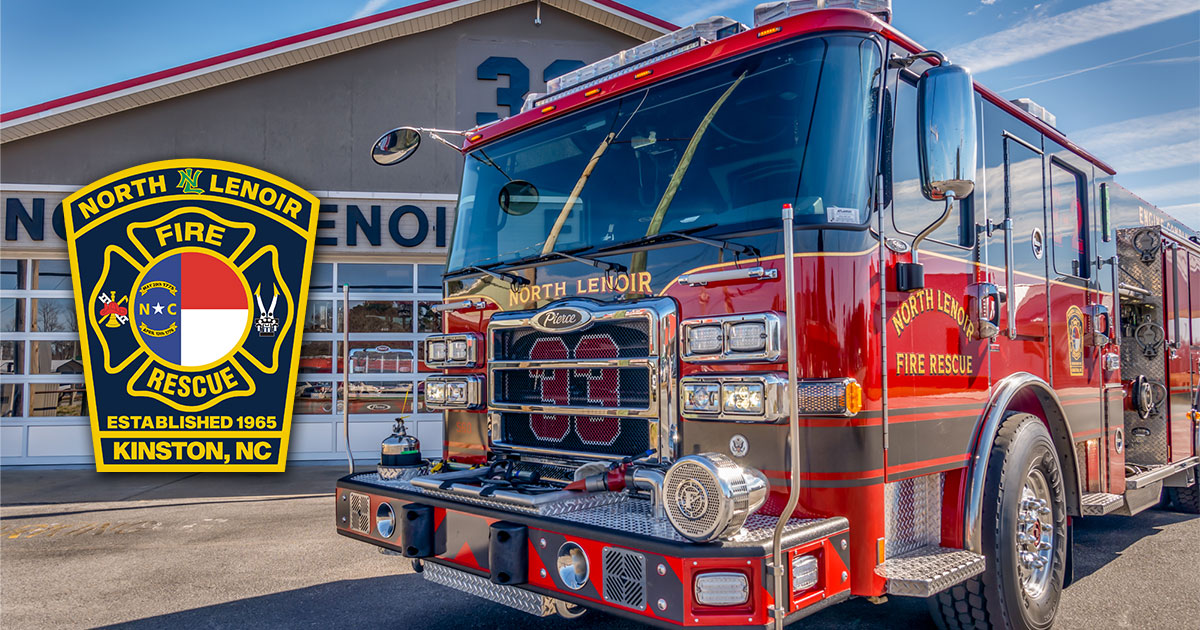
[487,297,678,464]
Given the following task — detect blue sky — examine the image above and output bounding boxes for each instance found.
[3,0,1198,225]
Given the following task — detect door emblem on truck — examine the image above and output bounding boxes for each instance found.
[1066,305,1085,376]
[676,479,710,521]
[531,306,592,332]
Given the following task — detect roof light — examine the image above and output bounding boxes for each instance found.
[540,105,556,113]
[753,0,892,26]
[530,16,746,110]
[584,88,602,97]
[1010,97,1057,128]
[634,69,653,79]
[757,26,782,37]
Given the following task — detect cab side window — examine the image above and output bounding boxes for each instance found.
[1049,161,1088,278]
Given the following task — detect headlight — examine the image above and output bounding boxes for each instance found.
[425,381,446,403]
[694,572,749,606]
[727,322,767,352]
[687,325,723,355]
[722,382,764,415]
[423,334,480,368]
[423,376,483,409]
[683,382,721,413]
[681,313,781,362]
[679,375,785,421]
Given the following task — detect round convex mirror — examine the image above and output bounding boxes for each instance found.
[498,180,540,216]
[371,127,422,166]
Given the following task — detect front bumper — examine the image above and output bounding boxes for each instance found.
[336,472,852,628]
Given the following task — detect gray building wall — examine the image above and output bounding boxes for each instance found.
[0,4,637,194]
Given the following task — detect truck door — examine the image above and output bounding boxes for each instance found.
[1165,244,1195,461]
[1046,158,1103,439]
[999,134,1049,374]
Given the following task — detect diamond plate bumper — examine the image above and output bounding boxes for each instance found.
[875,546,986,598]
[424,561,556,617]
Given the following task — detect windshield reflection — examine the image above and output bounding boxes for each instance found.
[449,35,883,272]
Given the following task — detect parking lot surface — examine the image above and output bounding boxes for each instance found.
[2,465,1196,629]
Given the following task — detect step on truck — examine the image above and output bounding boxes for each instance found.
[335,2,1200,628]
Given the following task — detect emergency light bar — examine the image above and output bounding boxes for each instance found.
[525,16,746,111]
[753,0,892,26]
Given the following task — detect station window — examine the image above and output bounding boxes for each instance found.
[1049,161,1088,278]
[0,260,448,456]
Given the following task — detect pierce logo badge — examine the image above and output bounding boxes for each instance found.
[63,159,320,472]
[531,306,592,332]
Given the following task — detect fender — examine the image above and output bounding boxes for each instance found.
[963,372,1083,553]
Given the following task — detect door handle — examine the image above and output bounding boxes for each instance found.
[969,282,1001,340]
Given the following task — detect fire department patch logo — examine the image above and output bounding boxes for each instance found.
[63,159,320,472]
[1065,305,1085,377]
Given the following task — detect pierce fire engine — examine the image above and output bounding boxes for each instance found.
[336,2,1200,628]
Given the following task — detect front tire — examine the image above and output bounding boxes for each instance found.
[929,413,1067,630]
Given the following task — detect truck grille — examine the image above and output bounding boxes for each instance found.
[487,299,676,462]
[500,412,651,457]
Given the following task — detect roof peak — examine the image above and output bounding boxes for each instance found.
[1,0,675,141]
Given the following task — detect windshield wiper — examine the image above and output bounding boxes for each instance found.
[588,225,759,258]
[446,265,530,288]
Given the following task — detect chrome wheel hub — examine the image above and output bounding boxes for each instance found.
[1015,467,1054,599]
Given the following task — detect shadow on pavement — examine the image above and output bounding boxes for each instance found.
[1070,507,1196,581]
[98,574,627,630]
[0,465,354,506]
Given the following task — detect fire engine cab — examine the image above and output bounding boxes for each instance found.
[336,2,1200,628]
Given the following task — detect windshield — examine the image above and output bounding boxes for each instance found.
[448,35,882,272]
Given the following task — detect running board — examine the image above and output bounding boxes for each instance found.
[1081,492,1122,516]
[876,546,986,598]
[1126,456,1199,489]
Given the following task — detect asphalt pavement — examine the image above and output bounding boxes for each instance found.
[1,465,1196,629]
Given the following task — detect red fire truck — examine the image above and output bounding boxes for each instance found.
[336,2,1200,628]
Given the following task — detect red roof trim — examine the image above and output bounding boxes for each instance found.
[590,0,677,31]
[1,0,675,123]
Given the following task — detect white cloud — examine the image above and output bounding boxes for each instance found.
[947,0,1199,73]
[980,0,998,4]
[1070,107,1200,161]
[673,0,746,25]
[1163,203,1200,229]
[352,0,391,19]
[1000,39,1199,92]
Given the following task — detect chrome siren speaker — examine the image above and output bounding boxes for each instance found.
[663,453,769,542]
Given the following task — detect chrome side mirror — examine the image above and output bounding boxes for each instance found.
[371,127,422,166]
[917,63,977,201]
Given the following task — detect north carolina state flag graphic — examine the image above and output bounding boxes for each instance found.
[133,251,250,367]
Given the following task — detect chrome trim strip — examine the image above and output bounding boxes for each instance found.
[678,266,778,286]
[681,312,784,363]
[486,297,678,464]
[490,358,654,370]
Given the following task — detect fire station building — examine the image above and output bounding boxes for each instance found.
[0,0,674,465]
